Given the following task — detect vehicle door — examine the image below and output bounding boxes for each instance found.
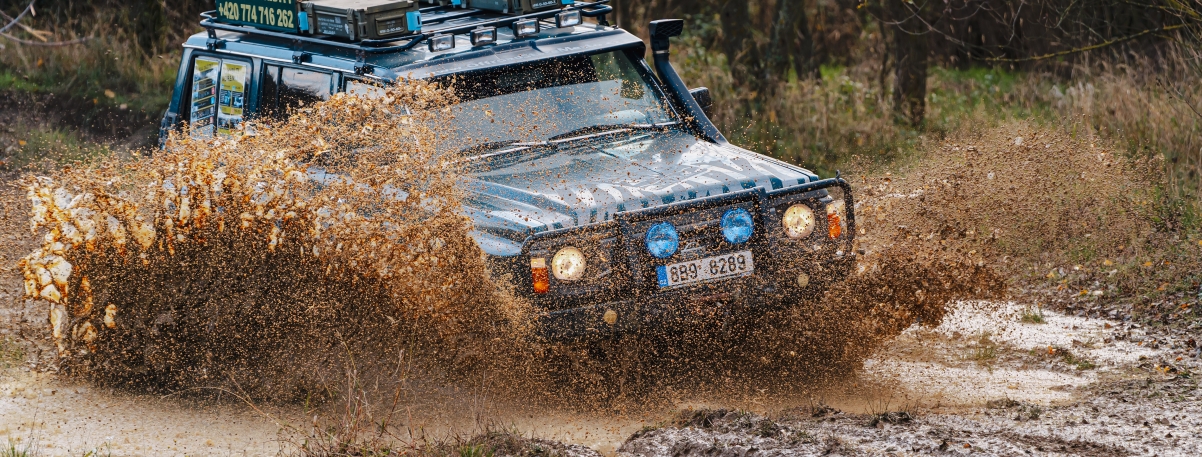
[184,54,253,139]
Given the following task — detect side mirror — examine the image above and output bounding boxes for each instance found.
[689,87,713,119]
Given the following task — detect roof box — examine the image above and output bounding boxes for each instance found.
[301,0,422,40]
[469,0,572,15]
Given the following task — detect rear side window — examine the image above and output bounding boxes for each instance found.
[345,79,388,100]
[261,65,333,122]
[188,56,250,138]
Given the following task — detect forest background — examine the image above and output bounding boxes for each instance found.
[2,0,1200,201]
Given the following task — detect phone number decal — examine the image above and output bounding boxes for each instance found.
[216,0,297,32]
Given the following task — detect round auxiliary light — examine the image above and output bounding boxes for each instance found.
[782,204,816,239]
[644,222,679,259]
[551,246,586,281]
[720,208,754,244]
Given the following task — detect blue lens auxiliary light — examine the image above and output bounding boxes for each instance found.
[645,222,679,259]
[721,208,754,244]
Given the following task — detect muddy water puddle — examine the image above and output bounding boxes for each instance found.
[0,371,287,455]
[5,300,1195,456]
[862,301,1172,409]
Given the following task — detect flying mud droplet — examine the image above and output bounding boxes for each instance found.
[17,79,531,397]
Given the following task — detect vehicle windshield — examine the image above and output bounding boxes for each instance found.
[433,50,677,153]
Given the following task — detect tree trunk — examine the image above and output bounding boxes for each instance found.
[768,0,817,82]
[886,0,929,127]
[134,0,168,53]
[720,1,761,95]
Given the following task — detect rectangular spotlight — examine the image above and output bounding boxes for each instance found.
[513,19,540,38]
[428,34,455,52]
[470,27,497,46]
[555,10,582,28]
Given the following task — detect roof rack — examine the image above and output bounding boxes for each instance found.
[199,0,613,74]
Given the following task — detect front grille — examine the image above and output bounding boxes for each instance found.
[523,178,855,308]
[616,189,764,292]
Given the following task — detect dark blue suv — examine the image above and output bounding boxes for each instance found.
[161,0,856,342]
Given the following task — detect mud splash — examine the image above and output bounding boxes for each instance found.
[15,80,528,398]
[12,97,1161,425]
[9,88,1017,410]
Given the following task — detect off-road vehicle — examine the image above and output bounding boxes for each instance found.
[162,0,857,341]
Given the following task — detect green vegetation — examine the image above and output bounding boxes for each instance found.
[0,1,197,150]
[1,439,32,457]
[0,122,112,172]
[0,336,23,369]
[1020,307,1046,324]
[964,332,999,365]
[0,39,178,116]
[457,444,494,457]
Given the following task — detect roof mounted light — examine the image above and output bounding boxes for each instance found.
[428,34,455,52]
[555,10,582,28]
[470,27,497,46]
[512,19,540,38]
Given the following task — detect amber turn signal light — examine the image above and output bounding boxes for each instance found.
[531,257,550,294]
[827,212,842,239]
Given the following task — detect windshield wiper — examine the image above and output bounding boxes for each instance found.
[547,122,678,142]
[456,140,540,156]
[457,140,554,168]
[456,121,677,166]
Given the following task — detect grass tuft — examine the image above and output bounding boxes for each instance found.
[1,438,34,457]
[964,332,999,365]
[0,337,24,369]
[1037,346,1098,371]
[1019,307,1046,324]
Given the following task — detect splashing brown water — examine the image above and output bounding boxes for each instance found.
[27,85,1161,419]
[15,80,531,399]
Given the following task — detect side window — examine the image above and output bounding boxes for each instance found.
[345,79,388,100]
[188,56,249,138]
[261,65,333,122]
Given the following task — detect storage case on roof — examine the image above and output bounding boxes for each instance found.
[469,0,572,15]
[301,0,422,41]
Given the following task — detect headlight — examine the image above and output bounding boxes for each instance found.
[782,204,815,239]
[645,222,679,259]
[551,246,586,281]
[720,208,754,244]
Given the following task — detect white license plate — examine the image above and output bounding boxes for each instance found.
[656,250,755,288]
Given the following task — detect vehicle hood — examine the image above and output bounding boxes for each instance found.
[463,130,818,252]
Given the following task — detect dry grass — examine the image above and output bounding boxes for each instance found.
[853,120,1201,309]
[672,19,1202,217]
[0,9,187,145]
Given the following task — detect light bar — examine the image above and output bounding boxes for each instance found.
[427,34,454,52]
[513,18,540,38]
[555,10,582,28]
[470,27,497,46]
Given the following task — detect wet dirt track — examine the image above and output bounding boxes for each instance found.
[3,295,1199,456]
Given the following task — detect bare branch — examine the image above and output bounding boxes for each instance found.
[984,23,1190,62]
[0,32,91,46]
